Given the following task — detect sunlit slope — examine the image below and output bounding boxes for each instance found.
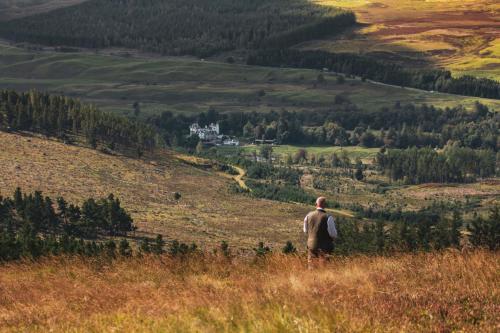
[306,0,500,80]
[0,131,307,248]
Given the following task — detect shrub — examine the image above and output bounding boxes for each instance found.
[119,239,132,257]
[151,235,165,254]
[253,242,271,257]
[282,241,297,254]
[246,180,316,205]
[219,241,231,258]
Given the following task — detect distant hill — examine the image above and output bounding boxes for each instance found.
[0,0,87,21]
[0,0,355,57]
[2,42,499,118]
[299,0,500,81]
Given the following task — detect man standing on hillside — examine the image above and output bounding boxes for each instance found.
[304,197,337,264]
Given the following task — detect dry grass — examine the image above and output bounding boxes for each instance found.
[0,251,498,332]
[0,131,308,249]
[399,181,500,201]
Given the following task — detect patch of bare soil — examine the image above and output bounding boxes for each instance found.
[300,173,314,188]
[367,2,388,9]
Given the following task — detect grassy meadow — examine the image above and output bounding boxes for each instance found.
[305,0,500,80]
[219,145,380,162]
[1,42,499,117]
[0,251,498,332]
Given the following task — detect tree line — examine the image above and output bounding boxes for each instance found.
[1,188,498,262]
[0,90,157,153]
[247,49,500,99]
[376,145,498,184]
[153,101,499,152]
[0,188,136,261]
[335,206,499,254]
[0,0,355,58]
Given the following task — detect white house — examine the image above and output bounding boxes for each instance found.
[222,138,240,146]
[189,122,220,141]
[189,122,239,146]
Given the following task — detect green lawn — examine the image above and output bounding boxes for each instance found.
[1,42,499,117]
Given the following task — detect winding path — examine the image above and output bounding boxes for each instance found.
[174,152,249,190]
[230,165,249,190]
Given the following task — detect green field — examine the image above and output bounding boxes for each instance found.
[1,42,499,117]
[220,145,379,162]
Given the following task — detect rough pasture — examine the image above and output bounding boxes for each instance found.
[0,251,498,332]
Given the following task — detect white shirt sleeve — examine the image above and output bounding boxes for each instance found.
[327,215,337,239]
[303,215,308,233]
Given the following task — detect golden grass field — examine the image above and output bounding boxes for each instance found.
[0,251,498,332]
[305,0,500,80]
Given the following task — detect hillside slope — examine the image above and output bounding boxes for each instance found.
[1,43,498,116]
[0,131,307,249]
[0,0,87,21]
[0,0,355,57]
[303,0,500,80]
